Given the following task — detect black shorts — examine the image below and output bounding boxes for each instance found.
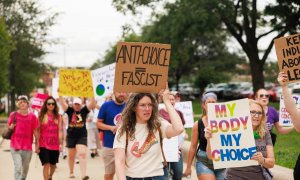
[66,136,87,148]
[38,147,59,165]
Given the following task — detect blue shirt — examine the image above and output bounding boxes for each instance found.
[98,100,126,148]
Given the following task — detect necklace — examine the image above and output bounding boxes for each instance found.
[253,131,260,139]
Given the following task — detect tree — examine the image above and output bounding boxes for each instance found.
[112,0,300,92]
[0,0,58,111]
[0,18,13,98]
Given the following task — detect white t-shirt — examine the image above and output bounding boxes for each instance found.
[86,109,99,129]
[113,119,169,178]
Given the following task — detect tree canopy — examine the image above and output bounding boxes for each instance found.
[0,0,58,111]
[112,0,300,92]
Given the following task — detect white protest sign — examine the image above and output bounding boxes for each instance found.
[52,78,59,98]
[175,101,194,128]
[159,101,194,128]
[279,94,298,127]
[208,98,257,169]
[91,63,115,100]
[163,136,179,162]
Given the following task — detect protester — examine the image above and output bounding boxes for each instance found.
[277,71,300,179]
[184,92,224,179]
[86,107,101,158]
[171,91,181,102]
[38,96,62,180]
[7,95,39,180]
[97,92,128,180]
[159,93,186,180]
[205,100,275,179]
[255,88,293,145]
[114,89,184,179]
[59,96,95,180]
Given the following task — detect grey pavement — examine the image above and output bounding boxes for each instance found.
[0,138,197,180]
[0,138,294,180]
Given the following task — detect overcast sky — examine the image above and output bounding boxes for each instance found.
[39,0,277,68]
[39,0,148,68]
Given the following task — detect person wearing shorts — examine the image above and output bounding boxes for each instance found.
[97,92,127,180]
[38,96,62,180]
[59,96,95,180]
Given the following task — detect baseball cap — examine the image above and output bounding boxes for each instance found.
[17,95,28,101]
[170,91,180,96]
[73,97,82,105]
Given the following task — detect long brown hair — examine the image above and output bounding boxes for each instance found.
[38,96,59,124]
[117,93,160,141]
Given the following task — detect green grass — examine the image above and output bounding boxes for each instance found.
[273,130,299,168]
[188,100,298,169]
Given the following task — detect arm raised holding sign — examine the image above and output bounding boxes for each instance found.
[278,71,300,132]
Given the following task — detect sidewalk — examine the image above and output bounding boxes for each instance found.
[0,138,197,180]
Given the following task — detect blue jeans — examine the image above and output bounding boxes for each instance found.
[196,150,225,180]
[11,148,33,180]
[163,153,183,180]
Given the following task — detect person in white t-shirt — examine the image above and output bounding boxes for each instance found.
[113,88,184,180]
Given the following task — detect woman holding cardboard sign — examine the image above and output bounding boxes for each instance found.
[113,88,184,180]
[205,100,275,180]
[277,71,300,180]
[184,92,225,180]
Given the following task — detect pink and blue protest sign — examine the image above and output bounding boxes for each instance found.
[208,98,257,169]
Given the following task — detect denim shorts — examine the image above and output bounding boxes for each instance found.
[196,150,225,180]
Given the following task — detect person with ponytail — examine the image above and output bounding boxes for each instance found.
[38,96,62,180]
[184,92,225,180]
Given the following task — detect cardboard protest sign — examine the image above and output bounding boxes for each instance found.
[114,42,171,93]
[163,136,179,162]
[52,78,59,98]
[275,33,300,83]
[59,69,94,97]
[31,93,48,110]
[279,94,298,127]
[208,99,257,169]
[91,63,115,100]
[175,101,194,128]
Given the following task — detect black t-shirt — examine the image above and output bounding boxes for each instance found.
[197,119,207,152]
[66,106,89,138]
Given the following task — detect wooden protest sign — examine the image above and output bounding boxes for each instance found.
[279,94,298,127]
[208,99,257,169]
[91,63,115,100]
[275,33,300,83]
[59,69,94,97]
[114,42,171,93]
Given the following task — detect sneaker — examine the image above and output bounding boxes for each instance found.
[91,153,95,158]
[76,159,79,164]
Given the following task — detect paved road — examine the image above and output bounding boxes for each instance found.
[0,138,294,180]
[0,138,197,180]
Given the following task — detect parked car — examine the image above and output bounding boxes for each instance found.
[204,83,228,99]
[223,83,241,100]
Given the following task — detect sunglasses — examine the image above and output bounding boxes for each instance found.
[259,94,269,98]
[47,102,55,106]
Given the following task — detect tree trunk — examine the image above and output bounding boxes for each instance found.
[9,52,16,112]
[249,55,264,93]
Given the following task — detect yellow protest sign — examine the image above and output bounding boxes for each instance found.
[59,69,94,97]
